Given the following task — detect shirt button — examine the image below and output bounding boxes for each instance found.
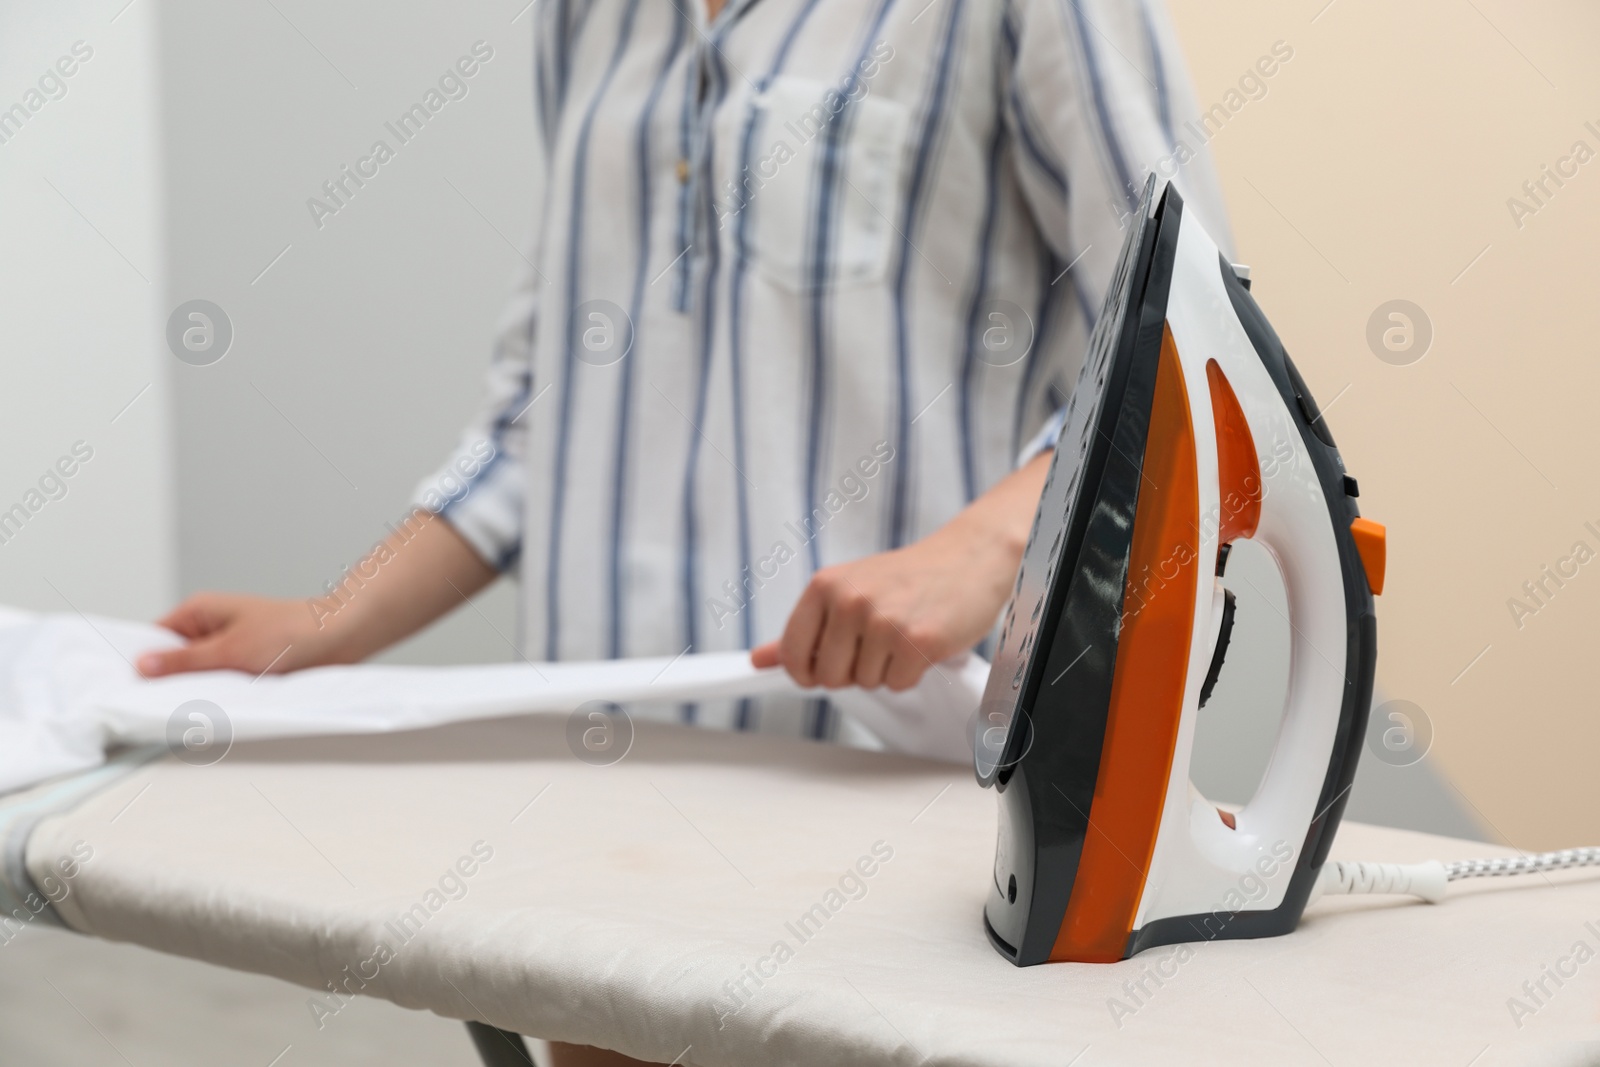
[676,158,690,183]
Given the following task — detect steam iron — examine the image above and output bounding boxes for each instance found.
[976,178,1387,965]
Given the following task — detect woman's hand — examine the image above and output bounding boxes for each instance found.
[137,510,499,678]
[136,593,354,677]
[752,452,1051,691]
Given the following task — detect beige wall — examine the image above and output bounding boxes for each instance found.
[1169,0,1600,848]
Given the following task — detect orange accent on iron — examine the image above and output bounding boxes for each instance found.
[1350,517,1386,595]
[1049,324,1199,963]
[1218,808,1237,830]
[1205,359,1261,545]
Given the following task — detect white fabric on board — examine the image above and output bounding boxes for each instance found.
[0,606,985,794]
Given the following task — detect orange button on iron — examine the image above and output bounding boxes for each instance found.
[1350,516,1386,595]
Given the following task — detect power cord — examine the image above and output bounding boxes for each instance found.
[1309,848,1600,905]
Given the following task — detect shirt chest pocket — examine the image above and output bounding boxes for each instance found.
[739,75,910,292]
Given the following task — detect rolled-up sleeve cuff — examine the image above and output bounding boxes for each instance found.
[412,439,524,574]
[1015,405,1067,467]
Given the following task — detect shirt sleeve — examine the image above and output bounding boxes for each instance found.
[412,11,571,573]
[1002,0,1234,464]
[411,249,540,574]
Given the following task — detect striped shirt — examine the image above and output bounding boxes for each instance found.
[414,0,1233,742]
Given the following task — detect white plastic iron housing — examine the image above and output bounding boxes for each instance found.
[1131,208,1351,929]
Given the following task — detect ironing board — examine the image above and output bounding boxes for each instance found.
[13,715,1599,1066]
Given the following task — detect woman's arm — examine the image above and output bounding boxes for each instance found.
[752,449,1050,690]
[136,511,497,677]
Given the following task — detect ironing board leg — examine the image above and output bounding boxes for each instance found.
[465,1020,537,1066]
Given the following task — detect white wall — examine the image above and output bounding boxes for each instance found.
[0,0,174,620]
[157,0,538,664]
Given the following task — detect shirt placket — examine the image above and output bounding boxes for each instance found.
[671,43,710,312]
[672,0,765,312]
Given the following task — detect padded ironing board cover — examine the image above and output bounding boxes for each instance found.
[23,716,1600,1067]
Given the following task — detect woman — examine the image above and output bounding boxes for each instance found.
[140,0,1228,1059]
